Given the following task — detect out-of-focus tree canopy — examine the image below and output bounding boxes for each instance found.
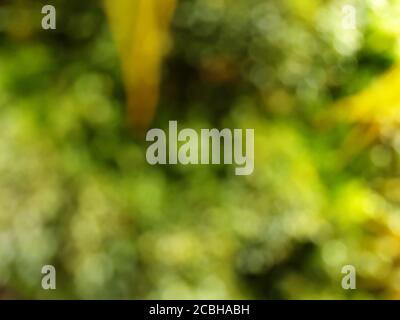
[1,0,400,299]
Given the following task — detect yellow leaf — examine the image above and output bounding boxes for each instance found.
[336,65,400,127]
[104,0,177,134]
[332,64,400,165]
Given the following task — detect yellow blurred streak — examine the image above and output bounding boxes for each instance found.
[336,66,400,127]
[333,65,400,163]
[103,0,177,134]
[286,0,321,25]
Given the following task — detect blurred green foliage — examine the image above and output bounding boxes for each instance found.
[1,0,400,299]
